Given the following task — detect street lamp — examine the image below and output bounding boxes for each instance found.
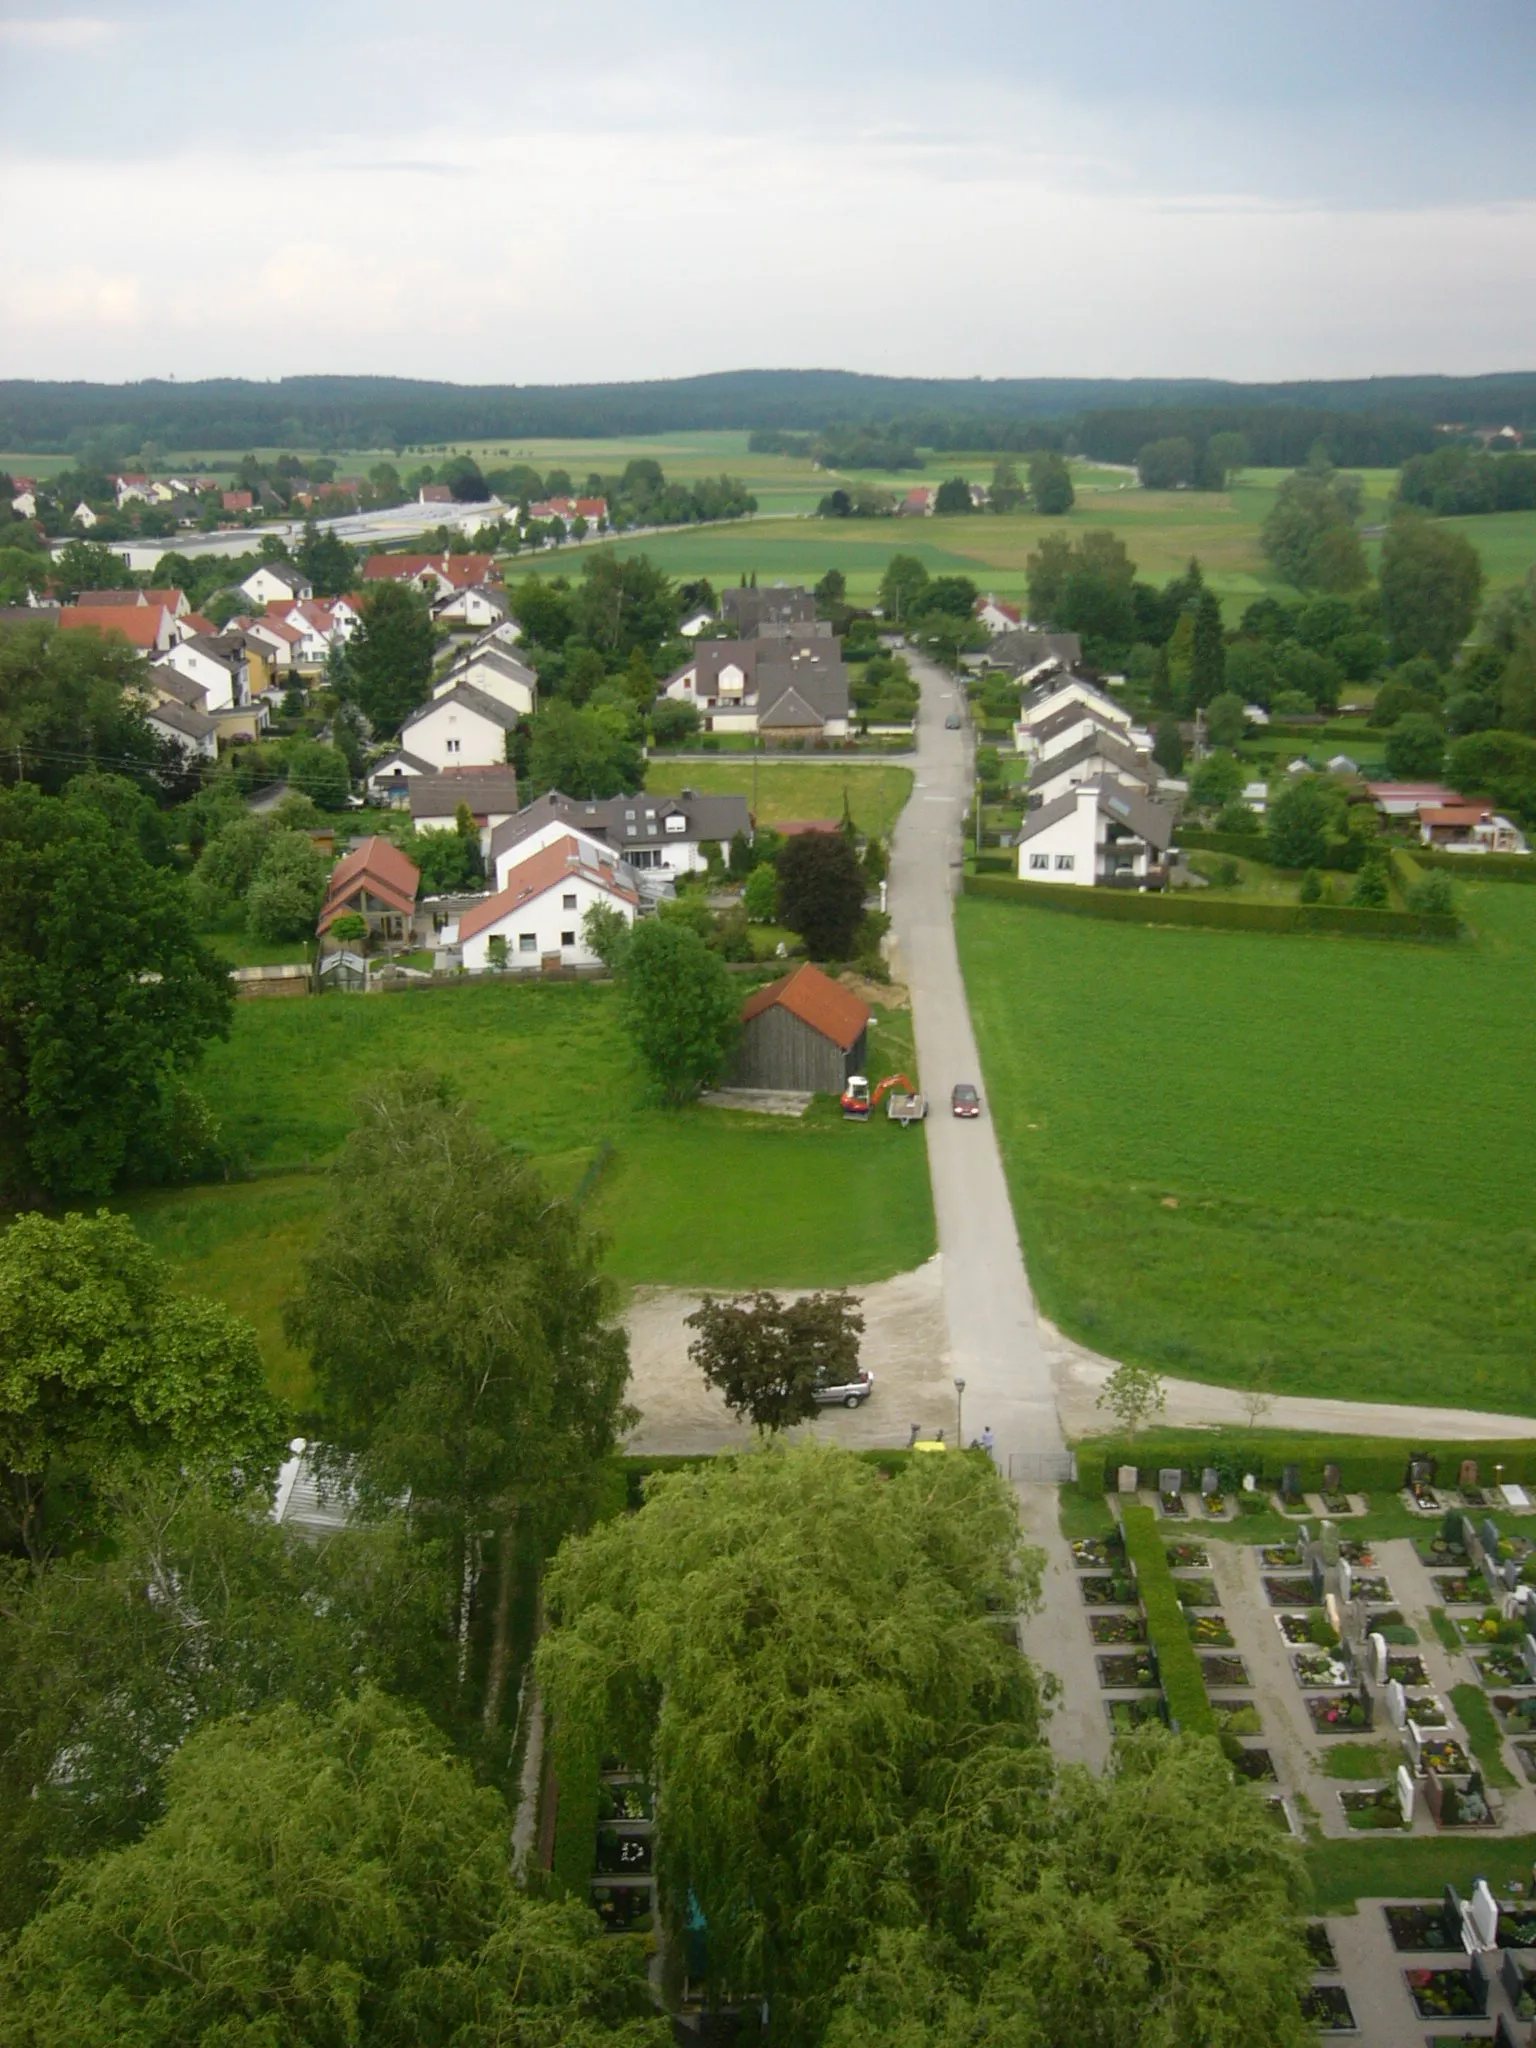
[954,1376,966,1447]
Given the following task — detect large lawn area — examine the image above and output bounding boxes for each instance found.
[644,761,913,839]
[122,978,934,1398]
[957,883,1536,1415]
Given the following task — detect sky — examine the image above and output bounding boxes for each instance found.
[1,0,1534,386]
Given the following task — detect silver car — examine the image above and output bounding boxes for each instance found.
[815,1369,874,1410]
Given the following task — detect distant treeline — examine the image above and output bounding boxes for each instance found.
[3,367,1536,453]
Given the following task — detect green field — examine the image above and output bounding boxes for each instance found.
[122,977,935,1399]
[957,882,1536,1415]
[644,761,913,838]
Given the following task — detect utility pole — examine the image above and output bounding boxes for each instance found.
[954,1375,966,1446]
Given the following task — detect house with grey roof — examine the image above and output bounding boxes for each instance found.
[1027,729,1157,808]
[721,584,817,636]
[366,747,435,803]
[433,643,537,716]
[1015,779,1175,890]
[489,786,752,882]
[401,682,519,770]
[661,637,849,740]
[146,697,218,760]
[976,627,1083,676]
[409,766,521,854]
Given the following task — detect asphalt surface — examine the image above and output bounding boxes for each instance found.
[887,652,1066,1464]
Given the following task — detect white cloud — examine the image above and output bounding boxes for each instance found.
[0,16,122,49]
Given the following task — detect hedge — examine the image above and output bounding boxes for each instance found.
[961,873,1460,941]
[1176,827,1354,872]
[1119,1503,1215,1737]
[1411,846,1536,883]
[1084,1430,1536,1501]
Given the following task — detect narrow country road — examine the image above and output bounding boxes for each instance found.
[886,650,1066,1467]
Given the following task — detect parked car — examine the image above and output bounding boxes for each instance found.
[814,1368,874,1409]
[951,1082,981,1118]
[944,712,962,729]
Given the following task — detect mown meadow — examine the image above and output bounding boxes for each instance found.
[957,882,1536,1416]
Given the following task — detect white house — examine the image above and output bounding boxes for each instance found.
[241,563,314,607]
[409,767,521,855]
[492,815,626,892]
[489,787,752,881]
[679,607,715,637]
[1016,780,1175,889]
[456,836,639,973]
[1027,729,1156,808]
[432,584,511,632]
[975,595,1024,635]
[366,747,435,803]
[146,698,218,759]
[400,683,519,769]
[242,618,299,671]
[153,634,249,712]
[661,639,849,739]
[433,645,537,716]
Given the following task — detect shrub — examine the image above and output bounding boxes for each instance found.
[1298,868,1324,903]
[1119,1505,1215,1736]
[1407,872,1456,915]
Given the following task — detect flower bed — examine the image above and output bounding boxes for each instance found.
[1258,1544,1302,1568]
[1459,1607,1526,1645]
[1341,1785,1406,1830]
[1307,1693,1372,1733]
[1163,1542,1209,1569]
[1418,1737,1471,1775]
[1264,1576,1316,1606]
[1305,1922,1338,1970]
[594,1827,653,1875]
[1089,1613,1146,1645]
[1277,1612,1320,1646]
[1185,1612,1235,1647]
[591,1883,653,1933]
[1175,1576,1220,1608]
[1071,1535,1123,1570]
[1158,1489,1187,1517]
[1200,1654,1250,1687]
[1230,1746,1277,1782]
[1417,1536,1468,1567]
[1431,1573,1488,1605]
[1474,1647,1529,1684]
[1408,1695,1449,1727]
[597,1780,653,1821]
[1338,1540,1377,1566]
[1495,1907,1536,1949]
[1386,1904,1459,1952]
[1213,1702,1262,1736]
[1079,1574,1136,1606]
[1106,1696,1166,1732]
[1300,1985,1355,2030]
[1096,1652,1157,1689]
[1388,1654,1429,1685]
[1294,1650,1352,1688]
[1352,1573,1391,1601]
[1430,1774,1495,1827]
[1320,1490,1353,1514]
[1404,1968,1485,2020]
[1201,1491,1225,1516]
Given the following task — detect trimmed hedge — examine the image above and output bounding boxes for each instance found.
[1411,846,1536,883]
[1120,1503,1215,1737]
[961,873,1460,941]
[1177,827,1354,872]
[1086,1430,1536,1501]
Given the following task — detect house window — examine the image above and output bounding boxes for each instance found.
[446,738,461,756]
[1054,854,1075,871]
[562,893,577,910]
[1028,852,1049,871]
[560,930,575,947]
[518,933,537,953]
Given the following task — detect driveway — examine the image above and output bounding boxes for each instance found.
[886,652,1065,1464]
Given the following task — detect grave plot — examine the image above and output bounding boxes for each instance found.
[1488,1693,1536,1735]
[1386,1903,1463,1952]
[1499,1951,1536,2020]
[1163,1543,1210,1569]
[1403,1961,1490,2021]
[1105,1696,1166,1734]
[1387,1653,1429,1684]
[1263,1576,1316,1606]
[587,1773,655,1934]
[1276,1611,1323,1645]
[1474,1645,1531,1685]
[1211,1700,1263,1737]
[1095,1650,1158,1689]
[1432,1571,1492,1604]
[1070,1534,1124,1570]
[1185,1611,1235,1647]
[1088,1612,1146,1644]
[1258,1544,1302,1568]
[1304,1923,1338,1970]
[1307,1691,1374,1734]
[1298,1984,1355,2030]
[1173,1575,1220,1607]
[1200,1653,1250,1687]
[1339,1785,1407,1830]
[1293,1649,1353,1688]
[1079,1573,1136,1605]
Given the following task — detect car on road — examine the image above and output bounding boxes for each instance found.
[814,1368,874,1409]
[944,712,962,728]
[951,1083,981,1118]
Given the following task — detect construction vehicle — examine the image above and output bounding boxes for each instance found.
[840,1073,926,1123]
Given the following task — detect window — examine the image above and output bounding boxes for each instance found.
[1028,852,1049,871]
[665,813,687,833]
[518,933,537,953]
[446,738,461,756]
[1054,854,1075,871]
[560,930,575,946]
[562,892,577,910]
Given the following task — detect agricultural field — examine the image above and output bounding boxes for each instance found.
[957,881,1536,1416]
[121,976,934,1400]
[644,761,913,839]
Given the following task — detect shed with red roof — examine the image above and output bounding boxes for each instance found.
[730,962,870,1093]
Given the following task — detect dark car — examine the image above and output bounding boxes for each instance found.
[814,1369,874,1410]
[944,712,962,729]
[951,1083,981,1118]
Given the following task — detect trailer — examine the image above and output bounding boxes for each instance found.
[886,1089,927,1125]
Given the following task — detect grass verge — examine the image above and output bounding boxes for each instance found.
[1306,1834,1536,1914]
[1449,1683,1519,1789]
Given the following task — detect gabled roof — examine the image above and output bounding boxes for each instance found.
[410,766,520,821]
[147,699,217,740]
[458,836,638,940]
[1028,729,1153,790]
[758,684,825,730]
[318,836,420,931]
[739,962,870,1051]
[1017,778,1174,851]
[150,669,208,708]
[369,748,434,778]
[57,604,170,648]
[1026,701,1119,747]
[77,588,143,607]
[402,682,520,733]
[447,645,536,685]
[487,788,752,864]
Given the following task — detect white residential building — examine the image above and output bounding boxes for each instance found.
[433,645,537,716]
[153,634,249,712]
[1015,780,1176,889]
[456,836,639,973]
[400,683,518,769]
[241,564,314,607]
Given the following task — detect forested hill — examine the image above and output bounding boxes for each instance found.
[4,367,1535,453]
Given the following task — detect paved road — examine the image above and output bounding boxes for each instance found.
[887,651,1065,1464]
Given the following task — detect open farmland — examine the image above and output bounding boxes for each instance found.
[122,976,934,1398]
[957,882,1536,1416]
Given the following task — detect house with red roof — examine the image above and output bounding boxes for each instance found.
[455,835,638,973]
[729,963,870,1094]
[976,594,1024,635]
[317,837,420,942]
[361,552,499,595]
[57,604,176,652]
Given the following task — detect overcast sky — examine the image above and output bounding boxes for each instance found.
[2,0,1534,385]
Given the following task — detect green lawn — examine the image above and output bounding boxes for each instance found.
[957,883,1536,1414]
[1306,1833,1536,1914]
[644,761,913,839]
[122,978,934,1397]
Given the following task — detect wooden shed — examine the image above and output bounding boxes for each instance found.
[730,963,870,1094]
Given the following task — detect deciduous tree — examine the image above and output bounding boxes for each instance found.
[245,829,330,941]
[776,829,867,958]
[1096,1359,1166,1442]
[618,919,739,1104]
[686,1290,865,1431]
[347,581,436,733]
[1266,774,1333,869]
[1028,448,1075,515]
[1379,513,1485,664]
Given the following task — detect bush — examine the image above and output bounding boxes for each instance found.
[1120,1504,1215,1736]
[1406,872,1456,915]
[962,874,1459,942]
[1298,869,1323,903]
[245,831,330,942]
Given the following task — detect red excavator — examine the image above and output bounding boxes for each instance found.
[841,1073,926,1123]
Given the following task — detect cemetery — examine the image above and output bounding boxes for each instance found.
[1051,1437,1536,2043]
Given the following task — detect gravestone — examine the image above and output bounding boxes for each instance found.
[1461,1515,1480,1556]
[1117,1465,1138,1494]
[1323,1462,1341,1494]
[1242,1473,1257,1493]
[1397,1763,1415,1826]
[1385,1678,1408,1728]
[1281,1463,1300,1499]
[1461,1459,1480,1491]
[1369,1631,1388,1683]
[1403,1721,1423,1770]
[1325,1592,1344,1638]
[1411,1455,1436,1484]
[1472,1878,1500,1951]
[1483,1518,1503,1557]
[1158,1468,1182,1497]
[1521,1634,1536,1686]
[1201,1466,1219,1497]
[1443,1885,1464,1943]
[1309,1555,1325,1600]
[1338,1557,1354,1605]
[1297,1524,1312,1547]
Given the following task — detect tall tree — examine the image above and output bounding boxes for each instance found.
[1266,775,1333,869]
[686,1290,865,1431]
[776,830,868,958]
[1186,590,1227,709]
[1379,513,1485,664]
[245,829,330,941]
[0,620,165,795]
[618,918,739,1105]
[284,1074,633,1732]
[526,699,643,799]
[1027,448,1075,515]
[0,1211,281,1564]
[1260,467,1367,592]
[879,553,930,624]
[347,581,435,734]
[0,784,232,1199]
[0,1688,666,2048]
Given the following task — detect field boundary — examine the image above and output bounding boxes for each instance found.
[961,873,1460,942]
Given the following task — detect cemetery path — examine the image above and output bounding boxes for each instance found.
[886,652,1065,1463]
[1014,1482,1111,1770]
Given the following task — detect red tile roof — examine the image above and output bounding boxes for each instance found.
[180,612,217,636]
[57,605,169,648]
[361,552,498,589]
[458,836,637,941]
[317,836,420,932]
[1421,804,1492,826]
[739,962,870,1050]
